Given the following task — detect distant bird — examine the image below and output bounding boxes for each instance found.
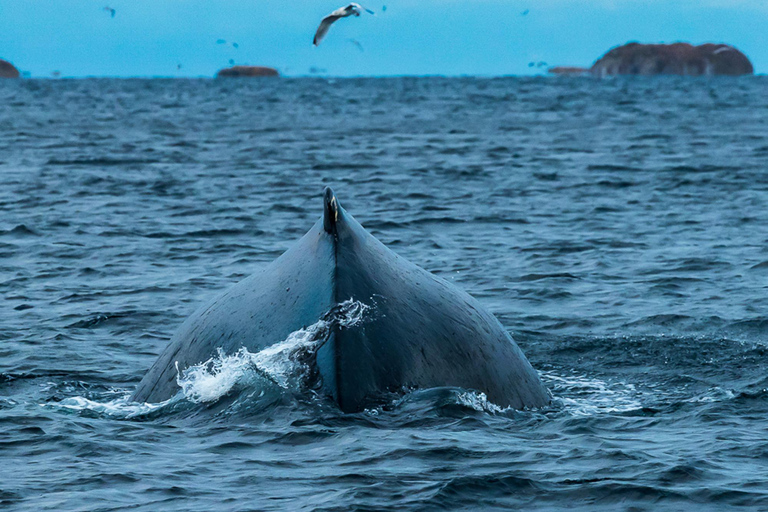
[314,3,374,46]
[51,71,61,78]
[216,39,227,44]
[349,38,364,52]
[104,6,116,18]
[521,9,529,16]
[229,59,235,66]
[382,4,387,11]
[177,64,182,70]
[232,42,239,49]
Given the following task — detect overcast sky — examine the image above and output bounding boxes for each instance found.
[0,0,765,77]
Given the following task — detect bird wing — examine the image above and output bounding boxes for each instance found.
[314,14,341,46]
[351,3,375,14]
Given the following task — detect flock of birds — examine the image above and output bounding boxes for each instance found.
[94,3,537,74]
[102,3,531,51]
[101,3,379,48]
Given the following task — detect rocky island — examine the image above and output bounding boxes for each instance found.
[550,43,754,77]
[548,66,590,76]
[216,66,279,78]
[0,59,20,78]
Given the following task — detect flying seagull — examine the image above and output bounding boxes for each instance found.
[349,38,364,52]
[104,6,116,18]
[314,3,374,46]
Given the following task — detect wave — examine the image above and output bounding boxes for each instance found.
[0,224,38,237]
[45,157,161,166]
[541,372,643,416]
[55,394,175,419]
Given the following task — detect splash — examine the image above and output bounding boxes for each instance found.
[455,390,507,414]
[175,299,369,403]
[48,299,369,417]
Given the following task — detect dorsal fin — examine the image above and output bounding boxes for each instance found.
[323,187,340,234]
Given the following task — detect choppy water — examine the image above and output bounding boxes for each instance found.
[2,76,768,511]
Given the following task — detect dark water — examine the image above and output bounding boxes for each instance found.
[2,77,768,511]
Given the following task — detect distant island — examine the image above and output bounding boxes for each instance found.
[0,59,20,78]
[548,66,590,76]
[216,66,279,78]
[550,42,754,77]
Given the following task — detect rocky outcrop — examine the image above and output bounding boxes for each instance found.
[548,66,590,76]
[0,59,20,78]
[216,66,279,78]
[590,43,753,77]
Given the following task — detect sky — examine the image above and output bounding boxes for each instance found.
[0,0,766,77]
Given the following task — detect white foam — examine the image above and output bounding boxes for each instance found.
[53,394,176,418]
[542,371,642,416]
[685,386,735,403]
[47,299,370,416]
[175,348,259,403]
[455,390,507,414]
[175,298,369,403]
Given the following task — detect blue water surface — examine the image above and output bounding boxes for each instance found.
[1,76,768,511]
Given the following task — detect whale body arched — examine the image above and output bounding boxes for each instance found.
[132,188,550,412]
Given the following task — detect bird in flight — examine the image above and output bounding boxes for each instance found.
[314,3,374,46]
[103,6,116,18]
[349,38,364,52]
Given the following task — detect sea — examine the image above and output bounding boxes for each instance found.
[1,76,768,511]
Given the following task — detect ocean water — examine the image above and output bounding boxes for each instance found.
[1,76,768,511]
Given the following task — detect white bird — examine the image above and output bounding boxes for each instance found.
[313,3,374,47]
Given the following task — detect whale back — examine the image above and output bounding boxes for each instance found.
[132,189,550,411]
[131,220,335,403]
[319,206,550,412]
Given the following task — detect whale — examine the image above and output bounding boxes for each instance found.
[131,188,550,412]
